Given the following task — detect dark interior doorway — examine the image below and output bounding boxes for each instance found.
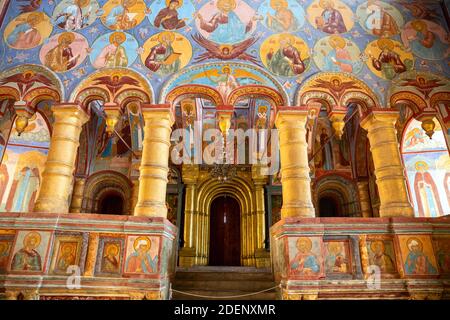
[98,192,124,215]
[318,196,341,217]
[209,195,241,266]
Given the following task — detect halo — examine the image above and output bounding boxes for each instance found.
[78,0,91,8]
[258,105,268,113]
[217,0,237,11]
[58,32,75,44]
[221,65,232,73]
[407,237,423,252]
[23,231,41,248]
[157,31,175,44]
[329,76,342,85]
[415,161,429,171]
[27,12,44,24]
[109,31,126,45]
[219,44,233,52]
[377,38,394,50]
[166,0,183,9]
[296,237,312,252]
[133,236,151,251]
[106,243,119,256]
[329,35,346,49]
[370,240,385,253]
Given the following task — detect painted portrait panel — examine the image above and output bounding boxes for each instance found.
[90,31,139,69]
[126,101,144,152]
[52,0,101,31]
[141,31,192,76]
[288,236,323,278]
[401,19,450,60]
[402,119,447,153]
[0,231,15,274]
[123,235,160,275]
[95,236,125,276]
[356,1,404,37]
[101,0,148,31]
[50,235,84,274]
[194,0,259,45]
[260,33,310,77]
[4,12,53,50]
[148,0,196,31]
[39,32,89,73]
[313,35,363,74]
[403,152,449,218]
[365,39,414,80]
[9,230,52,273]
[257,0,305,33]
[366,238,397,275]
[307,0,354,34]
[398,235,438,276]
[433,236,450,274]
[324,240,352,275]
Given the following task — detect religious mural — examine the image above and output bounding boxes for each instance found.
[52,0,102,31]
[90,31,139,69]
[10,230,52,273]
[0,231,15,274]
[324,240,351,275]
[366,237,397,275]
[124,235,159,275]
[95,236,125,276]
[307,0,354,34]
[50,234,84,274]
[356,1,403,37]
[4,12,52,50]
[402,119,449,217]
[398,235,438,276]
[288,236,323,278]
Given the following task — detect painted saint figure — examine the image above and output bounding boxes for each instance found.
[102,243,120,273]
[7,12,44,49]
[369,240,395,273]
[6,166,40,212]
[125,237,158,273]
[196,0,256,44]
[402,20,450,60]
[322,36,359,73]
[93,32,128,68]
[11,232,42,271]
[290,237,320,275]
[145,31,181,75]
[370,39,408,80]
[54,0,92,31]
[56,244,76,271]
[105,0,138,30]
[414,161,443,218]
[319,128,333,170]
[0,242,10,271]
[365,2,399,37]
[404,238,437,274]
[206,66,239,100]
[315,0,347,34]
[325,242,347,273]
[266,35,305,77]
[266,0,299,32]
[154,0,187,30]
[44,32,80,72]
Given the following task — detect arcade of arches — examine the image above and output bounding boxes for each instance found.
[0,0,449,301]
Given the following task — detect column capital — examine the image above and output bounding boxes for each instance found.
[275,107,309,127]
[182,164,200,184]
[52,103,90,123]
[140,103,174,125]
[360,108,399,129]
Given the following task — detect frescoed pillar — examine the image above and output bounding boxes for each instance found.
[69,176,86,213]
[275,107,315,218]
[179,164,199,267]
[357,180,372,218]
[360,109,414,217]
[34,103,89,213]
[134,104,174,218]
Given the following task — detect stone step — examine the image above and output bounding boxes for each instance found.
[171,290,278,300]
[174,272,274,282]
[173,279,275,292]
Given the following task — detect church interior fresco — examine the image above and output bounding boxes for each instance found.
[0,0,448,300]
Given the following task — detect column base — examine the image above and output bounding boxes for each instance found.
[379,204,415,217]
[281,206,315,218]
[255,248,271,268]
[178,247,197,267]
[134,203,167,218]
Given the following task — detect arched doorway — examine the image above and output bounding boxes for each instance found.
[209,195,241,266]
[98,191,125,215]
[318,196,341,217]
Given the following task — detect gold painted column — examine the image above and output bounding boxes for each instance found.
[357,180,372,218]
[130,179,139,215]
[134,104,174,218]
[179,164,199,267]
[34,103,89,213]
[360,109,414,217]
[69,176,86,213]
[275,107,315,218]
[252,164,270,268]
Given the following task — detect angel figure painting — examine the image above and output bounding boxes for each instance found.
[52,0,101,31]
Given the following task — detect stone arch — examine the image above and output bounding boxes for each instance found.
[195,175,256,266]
[159,62,289,106]
[0,64,63,107]
[70,67,154,107]
[313,174,360,217]
[82,170,132,215]
[296,72,380,110]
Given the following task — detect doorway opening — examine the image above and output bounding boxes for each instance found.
[209,195,241,266]
[98,191,124,215]
[318,195,342,217]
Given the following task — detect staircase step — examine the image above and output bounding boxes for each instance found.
[174,272,274,281]
[173,280,274,292]
[171,290,277,300]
